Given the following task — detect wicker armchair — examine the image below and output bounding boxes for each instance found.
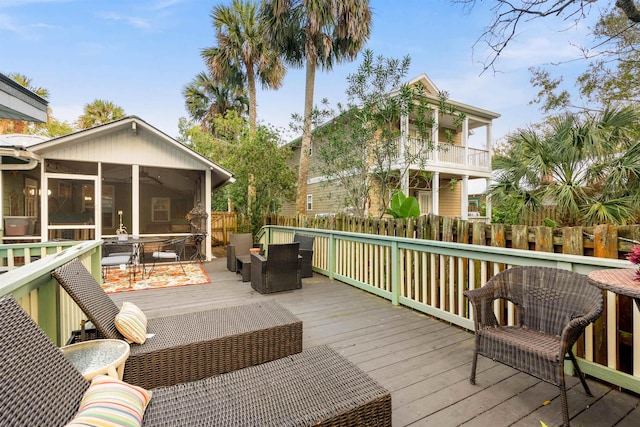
[52,258,303,389]
[464,266,604,427]
[0,295,392,426]
[226,233,257,272]
[251,242,301,294]
[293,233,315,278]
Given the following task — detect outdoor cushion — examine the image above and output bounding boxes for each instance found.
[114,302,148,344]
[66,375,152,427]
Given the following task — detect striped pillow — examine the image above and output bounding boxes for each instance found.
[114,302,147,344]
[66,375,152,427]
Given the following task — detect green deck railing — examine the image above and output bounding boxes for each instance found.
[0,240,102,346]
[259,225,640,394]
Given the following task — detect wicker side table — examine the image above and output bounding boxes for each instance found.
[61,339,130,381]
[588,268,640,311]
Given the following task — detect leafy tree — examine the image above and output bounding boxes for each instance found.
[77,99,125,129]
[307,50,463,217]
[180,111,296,235]
[386,190,420,218]
[261,0,372,214]
[202,0,285,132]
[183,70,248,133]
[27,116,75,137]
[490,106,640,226]
[453,0,640,73]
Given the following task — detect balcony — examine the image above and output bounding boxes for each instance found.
[396,138,491,172]
[1,231,639,426]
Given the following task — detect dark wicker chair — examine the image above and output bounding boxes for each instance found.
[52,258,303,389]
[251,242,301,294]
[226,233,256,272]
[0,295,392,427]
[293,233,315,278]
[464,266,604,427]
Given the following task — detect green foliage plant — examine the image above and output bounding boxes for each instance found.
[386,190,420,219]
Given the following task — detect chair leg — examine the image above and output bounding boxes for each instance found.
[567,349,592,396]
[559,380,570,427]
[470,350,478,385]
[176,257,186,275]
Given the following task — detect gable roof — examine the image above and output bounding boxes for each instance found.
[29,115,234,187]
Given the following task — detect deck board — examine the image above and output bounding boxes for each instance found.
[109,258,639,427]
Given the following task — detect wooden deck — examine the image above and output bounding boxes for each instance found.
[111,258,640,427]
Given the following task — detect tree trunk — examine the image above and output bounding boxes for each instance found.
[247,66,257,133]
[296,56,317,215]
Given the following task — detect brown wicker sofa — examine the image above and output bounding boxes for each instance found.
[464,266,604,427]
[52,258,303,389]
[0,295,392,426]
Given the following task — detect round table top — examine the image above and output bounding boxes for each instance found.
[61,339,130,379]
[588,269,640,299]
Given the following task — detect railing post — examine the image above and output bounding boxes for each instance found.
[329,233,336,281]
[391,241,400,306]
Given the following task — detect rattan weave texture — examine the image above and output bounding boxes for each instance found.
[464,266,604,427]
[0,296,88,427]
[53,258,303,389]
[143,345,392,426]
[0,295,391,427]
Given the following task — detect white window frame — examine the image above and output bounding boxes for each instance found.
[306,194,313,211]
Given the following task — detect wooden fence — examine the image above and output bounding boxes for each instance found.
[210,212,237,246]
[265,213,640,259]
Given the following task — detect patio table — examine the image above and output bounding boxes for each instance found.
[61,339,130,381]
[588,268,640,311]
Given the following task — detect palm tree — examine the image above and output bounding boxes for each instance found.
[490,107,640,226]
[202,0,285,133]
[261,0,372,214]
[183,70,248,133]
[77,99,125,129]
[0,73,50,134]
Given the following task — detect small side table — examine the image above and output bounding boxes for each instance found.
[61,339,130,381]
[236,254,252,282]
[588,269,640,311]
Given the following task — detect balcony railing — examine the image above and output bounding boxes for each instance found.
[260,225,640,395]
[397,138,490,170]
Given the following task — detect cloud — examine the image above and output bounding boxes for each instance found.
[101,12,152,30]
[152,0,187,10]
[0,0,73,8]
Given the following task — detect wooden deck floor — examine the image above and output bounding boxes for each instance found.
[111,258,640,427]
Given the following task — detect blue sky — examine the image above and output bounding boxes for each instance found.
[1,0,600,144]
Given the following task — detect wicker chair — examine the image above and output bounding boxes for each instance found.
[464,266,604,427]
[251,242,301,294]
[0,295,392,427]
[226,233,256,272]
[293,233,315,278]
[52,258,303,389]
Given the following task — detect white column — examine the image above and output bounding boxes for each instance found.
[432,172,440,215]
[41,165,48,241]
[432,108,439,163]
[486,122,493,153]
[399,112,408,161]
[205,170,212,261]
[401,171,410,196]
[462,117,469,167]
[485,177,492,222]
[132,165,140,236]
[462,175,469,220]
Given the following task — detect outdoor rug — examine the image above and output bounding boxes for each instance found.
[102,263,210,294]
